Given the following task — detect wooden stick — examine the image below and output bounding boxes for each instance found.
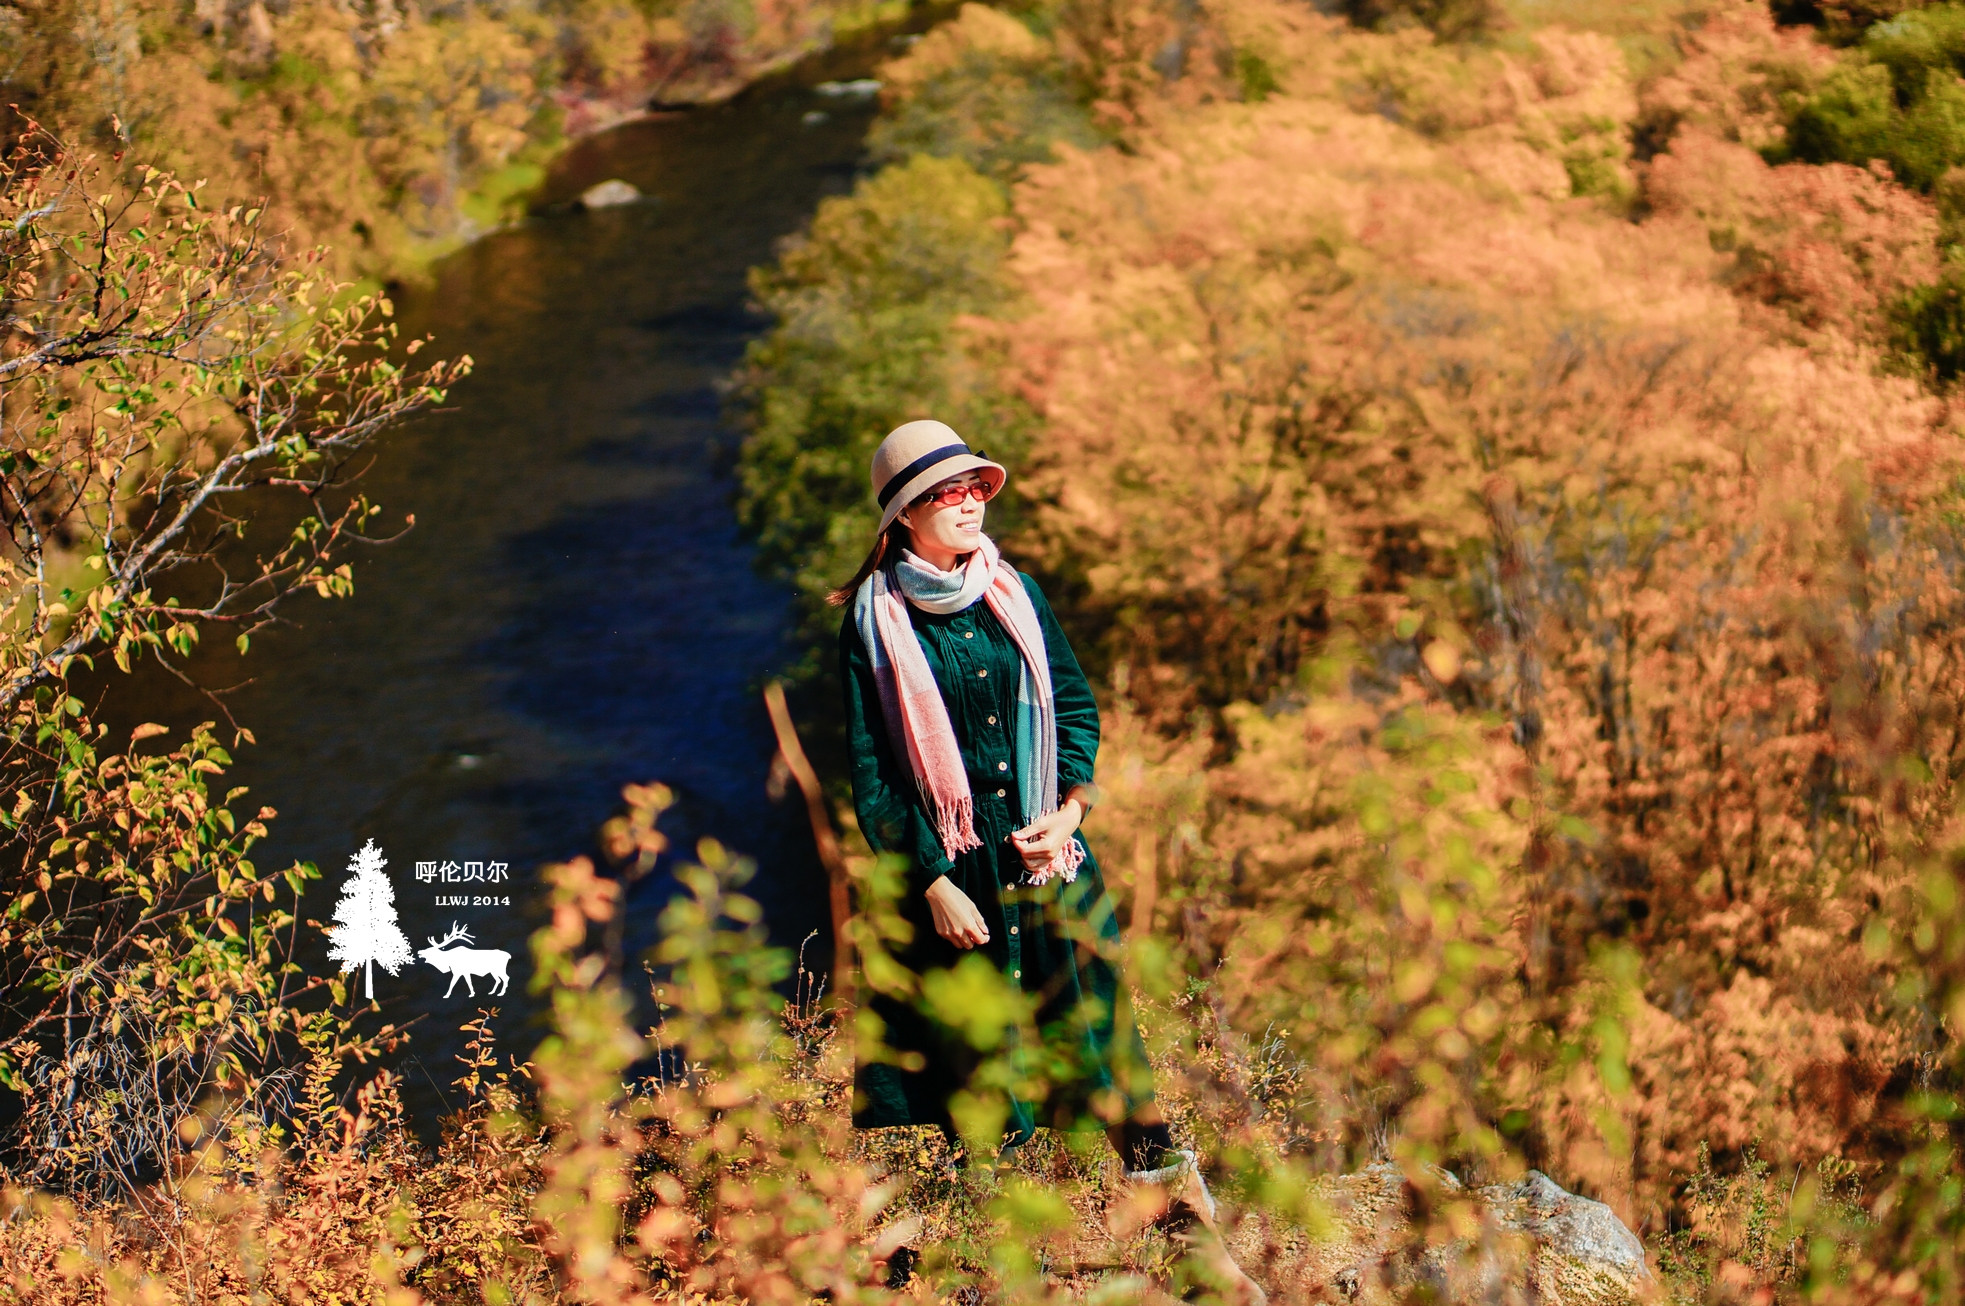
[762,680,855,1005]
[1131,827,1158,934]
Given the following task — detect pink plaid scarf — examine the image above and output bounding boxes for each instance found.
[852,535,1085,886]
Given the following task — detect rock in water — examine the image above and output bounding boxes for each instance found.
[579,179,641,209]
[814,78,881,98]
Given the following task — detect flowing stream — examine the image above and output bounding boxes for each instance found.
[110,38,906,1120]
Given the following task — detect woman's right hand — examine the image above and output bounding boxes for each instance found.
[925,874,990,949]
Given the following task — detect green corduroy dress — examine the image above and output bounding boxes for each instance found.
[840,567,1155,1146]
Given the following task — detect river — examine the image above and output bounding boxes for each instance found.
[109,37,904,1121]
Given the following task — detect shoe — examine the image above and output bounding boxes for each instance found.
[1120,1150,1267,1306]
[871,1214,924,1289]
[884,1245,918,1290]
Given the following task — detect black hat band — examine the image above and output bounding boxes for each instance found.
[876,442,972,508]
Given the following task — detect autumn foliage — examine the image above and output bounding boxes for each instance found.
[16,0,1965,1303]
[1007,0,1965,1273]
[733,0,1965,1297]
[0,0,894,280]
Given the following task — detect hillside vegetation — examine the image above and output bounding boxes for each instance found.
[734,0,1965,1294]
[9,0,1965,1303]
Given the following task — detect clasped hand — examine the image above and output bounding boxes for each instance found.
[924,799,1085,950]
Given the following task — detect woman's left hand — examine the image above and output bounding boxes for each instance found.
[1010,799,1084,873]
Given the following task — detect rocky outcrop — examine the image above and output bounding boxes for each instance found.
[1230,1163,1652,1305]
[1473,1169,1650,1303]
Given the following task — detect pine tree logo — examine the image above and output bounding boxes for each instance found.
[325,838,414,1000]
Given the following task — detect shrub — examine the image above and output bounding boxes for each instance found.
[1892,262,1965,376]
[1334,0,1505,41]
[0,132,460,1194]
[866,3,1107,181]
[1781,4,1965,193]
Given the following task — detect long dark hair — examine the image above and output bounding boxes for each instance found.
[827,525,903,607]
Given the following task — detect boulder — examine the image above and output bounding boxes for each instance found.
[1234,1163,1652,1305]
[1474,1169,1650,1303]
[578,179,641,209]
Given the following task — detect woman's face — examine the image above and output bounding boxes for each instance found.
[898,470,988,560]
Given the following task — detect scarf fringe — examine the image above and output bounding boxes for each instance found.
[932,794,982,861]
[1022,834,1085,888]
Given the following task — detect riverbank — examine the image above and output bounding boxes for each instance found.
[0,0,933,286]
[462,0,936,269]
[548,0,915,137]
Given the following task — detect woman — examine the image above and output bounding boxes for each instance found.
[835,419,1264,1303]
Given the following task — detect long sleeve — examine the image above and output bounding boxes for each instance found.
[839,610,955,889]
[1019,572,1100,796]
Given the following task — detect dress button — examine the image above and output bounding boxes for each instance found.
[1010,926,1018,935]
[977,668,987,678]
[997,761,1008,771]
[995,788,1006,798]
[964,631,974,639]
[1012,970,1021,980]
[987,715,997,725]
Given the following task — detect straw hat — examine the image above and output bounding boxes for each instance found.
[870,419,1007,535]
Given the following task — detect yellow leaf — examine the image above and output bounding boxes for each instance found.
[1421,640,1462,684]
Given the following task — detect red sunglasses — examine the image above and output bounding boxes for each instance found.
[913,478,999,508]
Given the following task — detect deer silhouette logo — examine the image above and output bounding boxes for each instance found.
[418,922,512,998]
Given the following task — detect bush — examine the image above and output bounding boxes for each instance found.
[866,4,1107,181]
[0,772,1640,1304]
[1783,4,1965,192]
[1334,0,1505,41]
[1892,262,1965,376]
[0,132,460,1193]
